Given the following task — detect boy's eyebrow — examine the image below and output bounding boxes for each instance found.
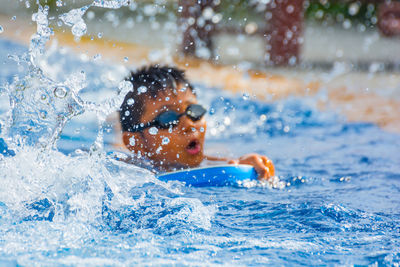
[185,99,195,104]
[158,104,174,112]
[157,99,196,113]
[162,104,174,109]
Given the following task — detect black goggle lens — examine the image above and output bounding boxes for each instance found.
[156,111,180,128]
[186,104,207,121]
[155,104,206,129]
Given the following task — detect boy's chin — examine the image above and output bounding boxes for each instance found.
[152,152,203,170]
[176,152,204,169]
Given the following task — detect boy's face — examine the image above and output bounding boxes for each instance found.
[123,86,206,169]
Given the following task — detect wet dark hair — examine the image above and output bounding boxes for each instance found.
[119,65,195,132]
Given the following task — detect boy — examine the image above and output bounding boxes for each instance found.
[119,65,275,180]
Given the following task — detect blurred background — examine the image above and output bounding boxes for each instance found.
[1,0,400,70]
[1,0,400,132]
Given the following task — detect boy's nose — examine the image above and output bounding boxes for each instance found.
[180,116,196,133]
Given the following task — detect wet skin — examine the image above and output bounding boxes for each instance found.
[122,86,275,179]
[122,87,206,170]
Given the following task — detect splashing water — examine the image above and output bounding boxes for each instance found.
[0,0,399,266]
[3,0,139,149]
[59,0,131,40]
[0,3,221,264]
[5,68,84,148]
[59,5,90,39]
[29,5,52,65]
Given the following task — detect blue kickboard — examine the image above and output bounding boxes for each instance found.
[157,164,258,187]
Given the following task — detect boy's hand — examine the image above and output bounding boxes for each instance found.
[228,154,275,180]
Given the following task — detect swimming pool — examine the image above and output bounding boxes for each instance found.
[1,24,400,267]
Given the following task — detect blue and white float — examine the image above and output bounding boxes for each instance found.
[157,164,258,187]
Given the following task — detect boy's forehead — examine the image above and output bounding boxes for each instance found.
[139,87,197,119]
[147,87,196,105]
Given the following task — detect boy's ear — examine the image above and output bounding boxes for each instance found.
[122,131,146,153]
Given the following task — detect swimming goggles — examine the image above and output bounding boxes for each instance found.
[129,104,207,132]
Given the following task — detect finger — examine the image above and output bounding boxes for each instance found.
[257,167,269,180]
[228,159,239,165]
[261,156,275,178]
[249,157,269,180]
[237,155,272,180]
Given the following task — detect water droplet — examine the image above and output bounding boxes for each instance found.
[162,137,170,145]
[342,19,351,29]
[348,3,360,16]
[224,117,231,125]
[156,146,162,154]
[200,127,205,132]
[176,154,180,158]
[259,114,267,121]
[315,10,324,19]
[97,32,103,38]
[138,86,147,94]
[245,22,257,34]
[286,5,294,14]
[242,93,250,100]
[93,53,102,61]
[286,30,293,39]
[39,110,47,119]
[54,86,67,98]
[129,2,137,11]
[129,137,135,146]
[149,127,158,135]
[210,128,217,136]
[11,16,16,21]
[92,0,129,9]
[71,20,87,37]
[56,0,63,7]
[40,94,47,101]
[124,57,129,62]
[283,125,290,133]
[127,98,134,105]
[143,4,157,16]
[124,110,130,116]
[202,7,214,20]
[357,24,366,33]
[87,10,95,20]
[165,97,170,101]
[289,56,297,65]
[15,82,26,91]
[187,17,195,26]
[197,17,205,27]
[118,80,133,96]
[0,25,3,34]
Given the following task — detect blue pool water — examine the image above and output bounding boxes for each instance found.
[0,36,400,266]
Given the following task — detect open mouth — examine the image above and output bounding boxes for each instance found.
[185,139,201,155]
